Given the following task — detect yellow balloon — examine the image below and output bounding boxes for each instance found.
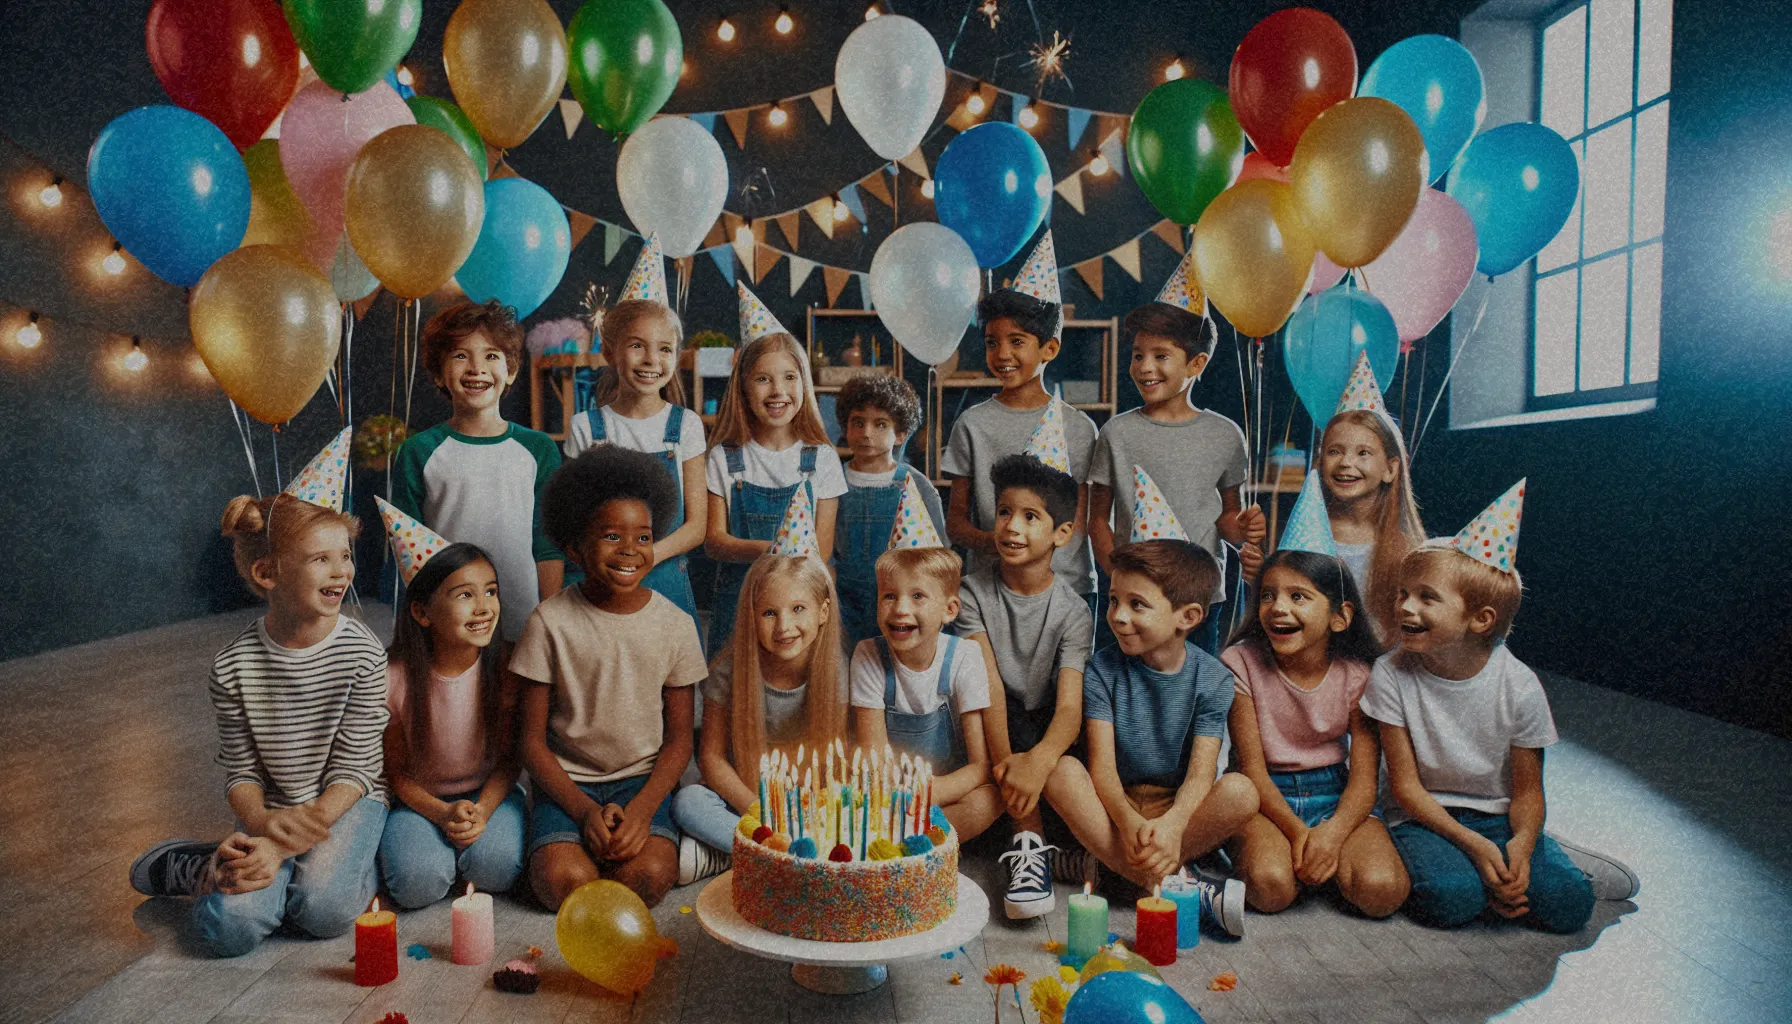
[241,140,311,249]
[1078,942,1163,983]
[555,880,677,995]
[190,245,341,424]
[1289,97,1429,268]
[1192,178,1316,338]
[444,0,569,150]
[344,125,486,299]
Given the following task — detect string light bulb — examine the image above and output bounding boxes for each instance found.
[102,243,126,276]
[865,5,880,19]
[768,103,788,127]
[921,179,935,199]
[774,7,793,34]
[832,197,850,222]
[395,65,414,87]
[1164,57,1185,81]
[965,90,986,116]
[1088,151,1110,176]
[16,313,41,349]
[1018,104,1039,129]
[123,336,148,372]
[716,17,736,42]
[39,177,63,208]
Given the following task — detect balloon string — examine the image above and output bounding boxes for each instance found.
[1411,276,1495,465]
[403,299,420,430]
[229,399,262,498]
[390,298,401,419]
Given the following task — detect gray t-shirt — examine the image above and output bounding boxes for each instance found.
[952,566,1094,711]
[941,397,1098,593]
[1087,408,1247,604]
[700,654,841,745]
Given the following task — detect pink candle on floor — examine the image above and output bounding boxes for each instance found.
[451,882,495,965]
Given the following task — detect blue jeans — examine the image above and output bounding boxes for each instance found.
[1389,809,1594,933]
[672,784,740,854]
[528,774,679,858]
[1269,762,1347,828]
[192,796,387,958]
[378,786,526,909]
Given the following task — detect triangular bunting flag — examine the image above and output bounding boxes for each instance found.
[887,475,945,549]
[621,232,668,303]
[1023,398,1071,473]
[376,496,452,585]
[603,222,625,265]
[788,255,817,296]
[774,211,803,251]
[1278,471,1338,556]
[1066,107,1092,150]
[1150,220,1186,255]
[707,246,736,286]
[566,209,597,249]
[1073,258,1104,300]
[1450,479,1525,575]
[1154,249,1203,313]
[1098,126,1126,179]
[738,282,789,342]
[769,486,820,557]
[1334,351,1388,417]
[860,169,892,207]
[823,265,851,308]
[1111,238,1142,282]
[689,112,718,134]
[559,98,584,140]
[809,86,834,125]
[1129,466,1188,543]
[730,221,756,272]
[805,197,837,240]
[723,211,746,237]
[283,426,351,511]
[752,243,780,285]
[1053,172,1085,214]
[702,217,728,251]
[723,108,750,148]
[839,183,866,225]
[898,146,930,180]
[1011,231,1061,304]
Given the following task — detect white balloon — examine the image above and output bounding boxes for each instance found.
[330,232,380,302]
[870,222,980,366]
[835,15,947,161]
[617,116,729,259]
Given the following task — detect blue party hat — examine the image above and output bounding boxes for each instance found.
[1277,470,1337,556]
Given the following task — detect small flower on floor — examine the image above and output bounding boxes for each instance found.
[1209,971,1238,992]
[1041,939,1065,954]
[378,1014,409,1024]
[405,943,431,960]
[949,971,964,985]
[985,963,1026,987]
[526,945,544,959]
[1057,966,1080,984]
[1030,975,1071,1024]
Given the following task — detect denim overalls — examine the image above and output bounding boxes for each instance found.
[874,634,967,771]
[835,464,911,649]
[707,443,819,653]
[581,407,701,630]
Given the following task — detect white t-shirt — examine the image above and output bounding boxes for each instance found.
[1358,645,1558,826]
[705,439,848,504]
[849,636,991,716]
[844,465,897,487]
[564,404,707,465]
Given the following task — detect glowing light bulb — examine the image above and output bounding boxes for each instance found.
[775,8,793,34]
[102,245,126,276]
[39,179,62,207]
[865,5,880,18]
[768,104,788,127]
[16,314,41,349]
[1088,153,1110,176]
[1018,105,1039,129]
[965,93,986,116]
[832,198,850,222]
[921,179,935,199]
[1164,59,1185,81]
[123,338,148,372]
[396,65,413,87]
[717,17,736,42]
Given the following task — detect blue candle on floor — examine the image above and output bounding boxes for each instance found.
[1162,874,1201,948]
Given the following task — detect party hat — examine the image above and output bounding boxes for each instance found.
[1129,466,1188,542]
[282,426,351,512]
[1154,249,1204,313]
[1010,230,1061,305]
[375,496,451,585]
[738,282,789,344]
[887,475,945,550]
[1450,479,1525,575]
[620,231,668,304]
[1334,351,1388,417]
[1278,470,1338,556]
[769,486,820,558]
[1023,397,1071,473]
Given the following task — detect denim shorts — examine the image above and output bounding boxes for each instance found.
[1269,762,1351,828]
[528,773,679,858]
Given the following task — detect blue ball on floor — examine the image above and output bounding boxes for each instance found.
[1063,970,1204,1024]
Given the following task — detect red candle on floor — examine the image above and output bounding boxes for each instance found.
[354,898,399,986]
[1135,885,1178,966]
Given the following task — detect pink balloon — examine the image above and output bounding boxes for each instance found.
[1235,151,1289,184]
[1361,188,1478,342]
[279,79,413,271]
[1308,251,1348,294]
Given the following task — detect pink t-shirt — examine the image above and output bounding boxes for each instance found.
[1220,642,1370,773]
[387,660,498,796]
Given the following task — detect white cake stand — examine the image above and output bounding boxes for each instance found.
[695,870,990,994]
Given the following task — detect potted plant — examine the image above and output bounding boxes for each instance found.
[691,330,734,377]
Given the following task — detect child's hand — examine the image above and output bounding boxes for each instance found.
[1466,834,1514,896]
[603,803,627,831]
[608,802,652,862]
[1238,542,1264,582]
[1296,818,1346,886]
[262,804,330,854]
[580,804,613,861]
[993,752,1050,819]
[1133,817,1184,883]
[1496,838,1534,913]
[216,834,282,894]
[442,800,488,850]
[1286,822,1312,873]
[1238,506,1267,547]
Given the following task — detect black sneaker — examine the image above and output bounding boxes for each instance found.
[1549,833,1641,901]
[1048,845,1099,888]
[998,831,1056,919]
[1187,864,1246,938]
[677,835,730,886]
[130,839,217,898]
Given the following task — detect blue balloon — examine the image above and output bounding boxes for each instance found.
[933,122,1051,269]
[384,69,417,100]
[456,178,572,318]
[1446,122,1580,277]
[1361,35,1486,184]
[86,106,250,287]
[1063,970,1205,1024]
[1284,288,1400,422]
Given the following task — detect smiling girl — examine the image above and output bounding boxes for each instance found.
[1317,409,1425,643]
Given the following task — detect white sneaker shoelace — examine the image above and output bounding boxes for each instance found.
[1000,835,1056,894]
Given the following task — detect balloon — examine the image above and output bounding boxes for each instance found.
[555,880,677,995]
[933,122,1051,268]
[616,116,729,259]
[242,140,312,249]
[330,232,380,301]
[1229,8,1358,167]
[456,177,571,317]
[1310,252,1348,294]
[869,223,981,366]
[1361,35,1486,184]
[1192,179,1316,338]
[1078,944,1162,983]
[1290,97,1427,268]
[1362,188,1478,342]
[1063,970,1205,1024]
[344,125,485,299]
[146,0,300,150]
[566,0,682,137]
[190,245,341,423]
[1235,151,1288,185]
[444,0,569,149]
[1283,288,1399,422]
[407,97,489,180]
[1126,79,1245,226]
[280,79,414,271]
[1446,122,1579,277]
[281,0,422,95]
[87,106,251,287]
[834,14,946,161]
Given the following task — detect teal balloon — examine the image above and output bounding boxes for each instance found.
[456,178,570,318]
[933,122,1051,268]
[566,0,683,137]
[1063,970,1205,1024]
[1126,78,1245,226]
[1446,122,1580,277]
[407,97,488,180]
[1284,288,1399,422]
[1362,35,1486,184]
[282,0,422,95]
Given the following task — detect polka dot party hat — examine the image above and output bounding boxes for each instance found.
[1010,230,1061,305]
[887,474,945,550]
[376,496,451,585]
[737,282,789,345]
[769,485,820,558]
[620,231,668,304]
[1277,470,1338,557]
[1451,478,1525,575]
[1333,350,1388,417]
[1023,396,1071,474]
[1129,465,1188,542]
[1154,249,1205,314]
[282,426,351,512]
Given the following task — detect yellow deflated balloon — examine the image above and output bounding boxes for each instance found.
[1289,97,1428,268]
[190,245,341,424]
[1192,178,1316,338]
[555,880,678,996]
[443,0,570,150]
[344,125,486,299]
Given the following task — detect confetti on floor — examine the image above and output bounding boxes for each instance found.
[405,944,431,961]
[526,945,544,959]
[679,905,693,914]
[947,971,964,985]
[1209,972,1238,992]
[1041,940,1065,954]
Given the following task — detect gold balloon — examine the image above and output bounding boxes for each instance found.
[1289,97,1429,268]
[242,140,311,249]
[190,245,341,424]
[555,881,678,995]
[344,125,486,299]
[444,0,569,150]
[1192,178,1317,338]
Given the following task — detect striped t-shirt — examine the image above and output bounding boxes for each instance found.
[209,615,390,808]
[1082,641,1236,789]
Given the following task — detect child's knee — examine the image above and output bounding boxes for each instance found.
[613,844,677,907]
[1406,872,1485,928]
[459,840,525,895]
[1245,861,1298,913]
[1526,868,1595,934]
[1341,862,1410,919]
[192,896,276,958]
[382,855,455,910]
[529,845,598,911]
[1212,773,1260,822]
[284,884,368,938]
[1045,755,1089,796]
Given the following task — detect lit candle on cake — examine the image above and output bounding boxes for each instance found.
[354,898,398,986]
[1066,882,1108,967]
[451,882,495,965]
[1135,884,1178,966]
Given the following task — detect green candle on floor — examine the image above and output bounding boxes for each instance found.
[1066,881,1108,966]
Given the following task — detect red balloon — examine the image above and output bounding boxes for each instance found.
[1228,8,1357,167]
[1235,152,1288,184]
[146,0,300,150]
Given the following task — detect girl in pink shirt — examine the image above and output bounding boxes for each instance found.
[1221,549,1408,918]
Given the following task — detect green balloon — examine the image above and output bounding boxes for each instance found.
[282,0,422,95]
[407,97,489,180]
[566,0,683,137]
[1127,79,1246,226]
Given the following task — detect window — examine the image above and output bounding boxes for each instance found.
[1530,0,1670,408]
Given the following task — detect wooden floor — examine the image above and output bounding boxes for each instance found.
[5,608,1791,1024]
